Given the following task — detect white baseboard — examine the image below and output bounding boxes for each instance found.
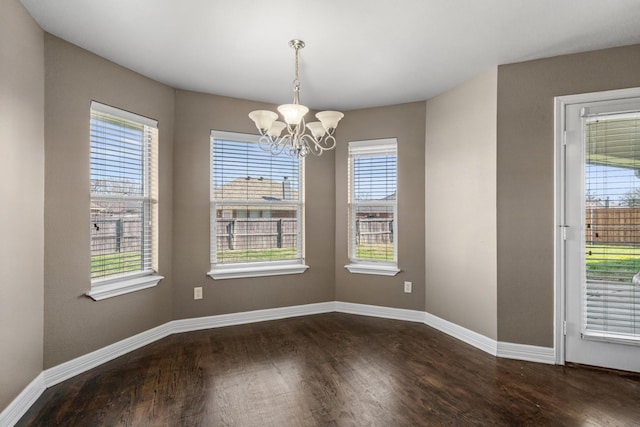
[497,341,556,364]
[423,311,499,356]
[172,302,335,334]
[0,373,45,427]
[1,300,556,425]
[336,303,556,364]
[421,311,555,364]
[335,301,425,323]
[44,323,174,388]
[44,302,335,389]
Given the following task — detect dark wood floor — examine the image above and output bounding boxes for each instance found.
[17,313,640,426]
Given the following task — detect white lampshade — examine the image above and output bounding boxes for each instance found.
[267,121,287,137]
[277,103,309,126]
[306,122,326,139]
[316,111,344,130]
[249,110,278,131]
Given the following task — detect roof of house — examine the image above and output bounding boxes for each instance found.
[213,177,298,203]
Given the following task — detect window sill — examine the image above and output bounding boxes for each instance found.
[208,262,309,280]
[345,263,400,276]
[86,273,164,301]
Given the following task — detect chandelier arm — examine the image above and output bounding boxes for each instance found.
[273,138,293,156]
[283,116,305,154]
[286,143,301,157]
[320,134,337,151]
[304,133,337,153]
[257,133,275,150]
[299,134,325,157]
[258,135,287,156]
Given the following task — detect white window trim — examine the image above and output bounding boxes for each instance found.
[344,263,400,276]
[87,101,160,299]
[90,101,157,128]
[86,271,164,301]
[347,138,399,276]
[208,260,309,280]
[210,130,306,279]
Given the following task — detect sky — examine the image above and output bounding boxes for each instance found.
[586,163,640,204]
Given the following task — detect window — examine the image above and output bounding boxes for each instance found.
[87,102,162,300]
[345,138,399,276]
[209,131,308,279]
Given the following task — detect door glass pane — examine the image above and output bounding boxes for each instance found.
[584,112,640,339]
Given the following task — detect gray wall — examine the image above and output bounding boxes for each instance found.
[172,90,335,319]
[43,35,175,368]
[0,0,44,410]
[497,44,640,346]
[335,102,426,311]
[426,68,498,339]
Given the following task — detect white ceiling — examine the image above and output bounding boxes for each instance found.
[19,0,640,111]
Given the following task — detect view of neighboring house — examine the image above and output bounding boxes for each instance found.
[213,176,298,219]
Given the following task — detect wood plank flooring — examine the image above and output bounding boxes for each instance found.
[17,313,640,426]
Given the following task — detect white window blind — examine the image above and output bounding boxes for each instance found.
[348,139,397,265]
[210,131,304,268]
[90,101,158,283]
[584,111,640,342]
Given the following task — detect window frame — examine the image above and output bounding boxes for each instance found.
[208,130,308,280]
[86,101,163,301]
[345,138,400,276]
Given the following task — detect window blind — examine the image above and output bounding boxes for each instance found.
[210,131,303,265]
[90,101,158,282]
[584,111,640,341]
[348,139,397,263]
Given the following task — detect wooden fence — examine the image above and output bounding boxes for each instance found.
[90,216,143,254]
[586,207,640,245]
[216,218,298,250]
[91,216,396,255]
[88,207,640,254]
[215,217,395,250]
[356,218,394,245]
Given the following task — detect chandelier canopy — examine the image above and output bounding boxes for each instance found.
[249,40,344,157]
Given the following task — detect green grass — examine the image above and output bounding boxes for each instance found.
[217,244,395,263]
[586,244,640,281]
[91,251,141,278]
[218,244,395,263]
[218,247,298,263]
[355,244,394,262]
[93,243,393,275]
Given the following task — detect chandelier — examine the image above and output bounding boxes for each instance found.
[249,40,344,157]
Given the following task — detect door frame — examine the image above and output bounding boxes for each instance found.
[554,87,640,365]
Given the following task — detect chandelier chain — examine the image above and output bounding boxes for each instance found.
[293,43,301,104]
[294,43,299,83]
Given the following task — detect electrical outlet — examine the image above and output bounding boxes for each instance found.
[194,287,203,300]
[404,281,412,293]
